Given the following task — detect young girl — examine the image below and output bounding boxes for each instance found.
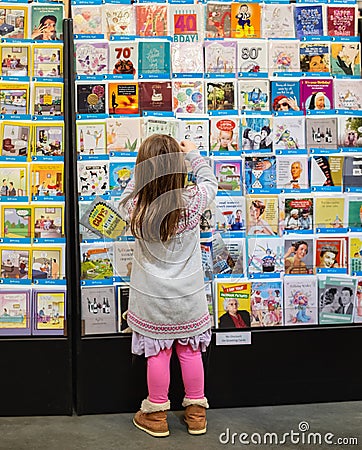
[119,134,217,437]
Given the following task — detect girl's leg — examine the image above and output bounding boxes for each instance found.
[134,349,172,437]
[175,342,208,435]
[175,342,204,399]
[147,347,173,403]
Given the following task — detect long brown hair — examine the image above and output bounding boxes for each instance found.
[122,134,187,242]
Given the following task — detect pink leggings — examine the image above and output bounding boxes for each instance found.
[147,343,204,404]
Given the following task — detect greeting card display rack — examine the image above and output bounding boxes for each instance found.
[0,18,73,416]
[68,0,362,415]
[1,0,362,416]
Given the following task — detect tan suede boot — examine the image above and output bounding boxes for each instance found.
[133,398,170,437]
[182,397,209,435]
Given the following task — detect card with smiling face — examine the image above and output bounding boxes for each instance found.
[315,237,348,274]
[276,156,309,192]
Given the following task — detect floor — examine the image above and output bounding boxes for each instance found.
[1,401,361,450]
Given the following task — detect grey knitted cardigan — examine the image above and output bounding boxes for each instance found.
[118,150,218,340]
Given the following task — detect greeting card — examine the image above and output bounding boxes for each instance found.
[271,80,300,113]
[247,236,284,277]
[250,280,283,326]
[241,116,272,152]
[169,3,203,42]
[0,290,30,335]
[331,41,360,77]
[33,44,63,79]
[1,205,32,240]
[300,78,334,112]
[173,80,204,115]
[136,4,168,37]
[276,156,309,191]
[75,42,108,76]
[0,83,29,115]
[334,79,362,110]
[206,81,237,113]
[300,42,330,74]
[238,79,269,112]
[311,155,343,189]
[0,44,29,78]
[314,196,346,231]
[80,243,114,281]
[72,5,102,36]
[77,161,109,197]
[246,195,279,236]
[245,156,277,193]
[280,196,313,234]
[170,42,203,75]
[106,117,141,154]
[214,159,242,195]
[0,121,30,159]
[237,39,268,75]
[273,116,305,152]
[261,3,294,39]
[139,81,172,112]
[102,4,136,39]
[327,5,356,37]
[338,116,362,151]
[32,83,63,117]
[0,5,27,40]
[138,41,170,78]
[76,82,106,115]
[284,277,318,325]
[210,118,239,153]
[306,117,337,150]
[76,121,106,156]
[205,2,231,38]
[204,41,237,75]
[230,2,261,39]
[108,82,139,116]
[31,4,64,41]
[34,123,64,158]
[294,5,324,40]
[268,40,300,75]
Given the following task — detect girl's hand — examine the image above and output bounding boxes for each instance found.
[180,140,197,153]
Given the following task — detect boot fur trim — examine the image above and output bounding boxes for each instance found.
[140,398,170,413]
[182,397,209,409]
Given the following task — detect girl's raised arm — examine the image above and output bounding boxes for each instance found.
[181,141,218,221]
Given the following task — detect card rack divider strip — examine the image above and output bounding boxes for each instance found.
[64,18,81,414]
